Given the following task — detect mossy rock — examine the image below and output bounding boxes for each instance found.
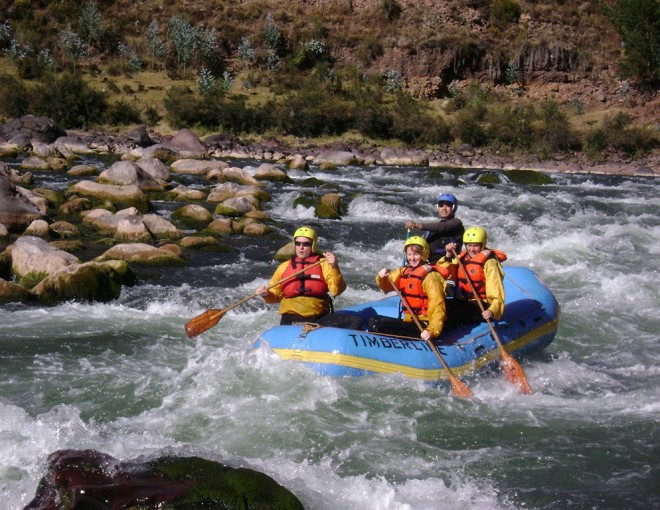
[0,279,33,304]
[31,261,137,304]
[292,192,317,209]
[476,171,502,185]
[505,169,553,185]
[25,450,304,510]
[213,203,241,217]
[299,177,325,188]
[17,271,49,289]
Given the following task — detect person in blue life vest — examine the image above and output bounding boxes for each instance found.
[405,193,464,265]
[256,226,361,329]
[439,226,507,327]
[367,236,447,341]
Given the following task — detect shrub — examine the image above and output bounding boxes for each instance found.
[532,100,581,156]
[452,109,489,147]
[163,85,198,128]
[32,73,108,129]
[600,0,660,91]
[0,73,31,117]
[105,100,142,126]
[490,0,522,29]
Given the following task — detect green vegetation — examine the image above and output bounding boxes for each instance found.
[0,0,657,160]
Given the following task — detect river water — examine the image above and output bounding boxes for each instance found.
[1,160,658,509]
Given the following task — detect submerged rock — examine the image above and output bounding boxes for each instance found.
[24,449,304,510]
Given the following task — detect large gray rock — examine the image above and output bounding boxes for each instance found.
[67,181,150,213]
[95,243,185,266]
[98,160,166,190]
[0,173,45,232]
[0,115,66,144]
[10,236,80,286]
[166,128,208,158]
[31,260,137,304]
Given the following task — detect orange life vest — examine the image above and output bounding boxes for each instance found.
[432,263,456,281]
[457,249,507,300]
[280,255,329,298]
[399,264,434,317]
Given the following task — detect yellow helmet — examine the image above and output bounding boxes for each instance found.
[293,226,318,252]
[404,235,430,261]
[463,226,488,246]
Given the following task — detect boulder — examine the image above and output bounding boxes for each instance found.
[255,163,292,182]
[314,150,360,166]
[171,204,213,227]
[170,185,207,201]
[67,181,150,213]
[380,147,429,166]
[23,449,304,510]
[24,219,51,237]
[142,214,182,240]
[171,158,228,175]
[50,220,80,238]
[135,157,170,180]
[19,156,50,170]
[0,173,45,232]
[124,124,154,147]
[287,154,309,171]
[243,222,273,236]
[316,192,342,219]
[10,236,80,286]
[98,160,165,190]
[0,278,33,304]
[223,166,261,186]
[31,260,137,304]
[166,128,207,158]
[96,243,185,266]
[178,236,220,249]
[67,164,98,177]
[115,216,153,242]
[0,115,66,144]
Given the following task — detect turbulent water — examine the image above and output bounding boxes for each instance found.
[1,160,658,510]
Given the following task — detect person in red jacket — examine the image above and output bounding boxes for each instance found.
[257,226,360,329]
[368,236,447,340]
[440,226,507,326]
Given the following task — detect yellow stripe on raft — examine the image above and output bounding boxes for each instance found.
[271,318,559,382]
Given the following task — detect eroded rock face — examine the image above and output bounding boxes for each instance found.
[24,449,304,510]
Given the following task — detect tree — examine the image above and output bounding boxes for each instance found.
[600,0,660,91]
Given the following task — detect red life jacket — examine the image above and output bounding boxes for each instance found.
[399,264,434,316]
[280,255,329,298]
[457,249,507,300]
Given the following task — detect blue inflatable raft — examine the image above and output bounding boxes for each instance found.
[250,267,560,382]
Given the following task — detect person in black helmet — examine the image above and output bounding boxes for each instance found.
[405,193,464,265]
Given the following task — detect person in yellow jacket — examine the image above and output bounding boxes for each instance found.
[257,226,360,328]
[440,226,506,326]
[367,236,447,341]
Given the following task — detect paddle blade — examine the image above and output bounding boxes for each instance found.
[184,309,225,338]
[448,374,473,399]
[501,353,532,395]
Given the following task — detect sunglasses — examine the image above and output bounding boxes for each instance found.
[295,241,312,247]
[437,201,453,207]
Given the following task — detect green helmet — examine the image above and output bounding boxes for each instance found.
[463,226,488,246]
[293,226,318,252]
[404,235,430,261]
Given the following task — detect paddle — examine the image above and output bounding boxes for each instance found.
[387,274,473,399]
[452,251,532,394]
[185,260,323,338]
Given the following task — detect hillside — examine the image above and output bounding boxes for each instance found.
[1,0,658,166]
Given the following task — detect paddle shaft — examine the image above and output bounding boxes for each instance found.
[387,273,472,398]
[185,260,323,338]
[452,251,532,394]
